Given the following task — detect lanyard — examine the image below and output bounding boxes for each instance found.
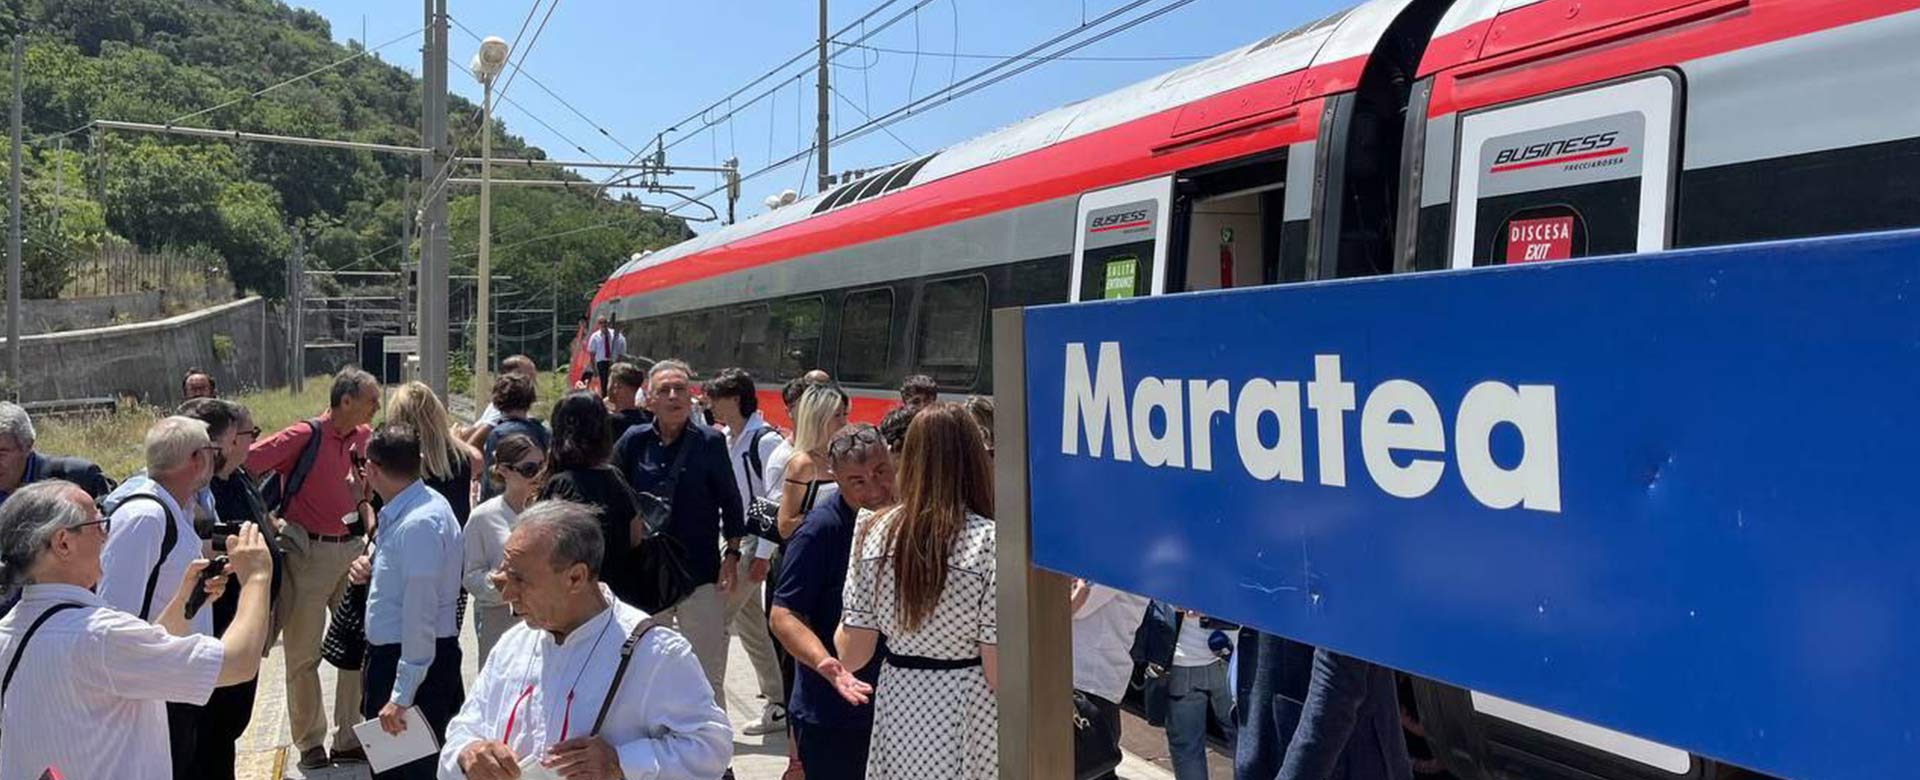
[498,611,616,748]
[502,685,578,744]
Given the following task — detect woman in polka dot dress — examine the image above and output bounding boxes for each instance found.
[836,402,999,780]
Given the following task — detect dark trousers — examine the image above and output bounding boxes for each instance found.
[363,638,465,780]
[168,681,259,780]
[166,701,199,780]
[793,719,873,780]
[595,360,612,396]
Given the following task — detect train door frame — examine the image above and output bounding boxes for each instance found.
[1449,71,1684,268]
[1069,176,1177,303]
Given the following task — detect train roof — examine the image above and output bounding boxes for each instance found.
[605,0,1419,283]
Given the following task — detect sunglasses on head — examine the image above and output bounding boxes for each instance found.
[506,460,545,479]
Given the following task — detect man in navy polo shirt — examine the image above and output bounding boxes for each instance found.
[768,423,895,779]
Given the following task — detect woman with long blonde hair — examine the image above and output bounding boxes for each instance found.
[835,402,998,780]
[384,381,483,524]
[774,383,850,539]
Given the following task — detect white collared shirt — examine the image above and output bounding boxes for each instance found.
[585,329,627,362]
[723,413,786,560]
[1071,584,1150,703]
[438,585,732,780]
[99,486,213,636]
[0,584,223,780]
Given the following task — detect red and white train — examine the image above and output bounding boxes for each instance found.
[582,1,1920,776]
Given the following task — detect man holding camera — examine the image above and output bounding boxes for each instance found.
[98,416,229,777]
[185,397,284,780]
[0,481,275,780]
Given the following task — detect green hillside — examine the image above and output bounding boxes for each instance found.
[0,0,689,347]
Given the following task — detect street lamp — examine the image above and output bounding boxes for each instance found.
[470,35,509,409]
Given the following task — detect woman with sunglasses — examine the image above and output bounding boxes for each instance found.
[539,391,644,609]
[463,433,545,664]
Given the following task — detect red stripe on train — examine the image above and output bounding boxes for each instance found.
[589,56,1367,312]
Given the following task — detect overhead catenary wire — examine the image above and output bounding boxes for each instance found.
[169,26,427,125]
[450,16,641,159]
[835,41,1208,62]
[29,25,425,147]
[664,0,1201,218]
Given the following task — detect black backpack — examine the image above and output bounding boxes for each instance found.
[258,420,326,515]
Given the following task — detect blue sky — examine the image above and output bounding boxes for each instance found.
[293,0,1350,228]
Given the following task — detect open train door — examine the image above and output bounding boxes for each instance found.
[1071,176,1177,302]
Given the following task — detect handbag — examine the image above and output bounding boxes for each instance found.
[1072,690,1124,780]
[322,581,369,670]
[741,429,783,543]
[621,445,699,613]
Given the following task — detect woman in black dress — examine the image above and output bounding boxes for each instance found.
[538,390,646,607]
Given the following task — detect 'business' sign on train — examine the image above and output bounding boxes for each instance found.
[1018,231,1920,780]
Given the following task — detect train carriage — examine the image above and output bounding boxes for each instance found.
[580,1,1920,776]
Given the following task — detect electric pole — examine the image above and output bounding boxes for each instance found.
[816,0,831,193]
[7,37,21,397]
[418,0,451,398]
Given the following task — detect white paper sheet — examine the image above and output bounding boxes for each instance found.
[350,707,440,772]
[516,753,565,780]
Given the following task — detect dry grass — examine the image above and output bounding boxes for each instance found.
[36,372,576,481]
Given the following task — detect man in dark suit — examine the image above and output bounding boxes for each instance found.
[0,401,112,505]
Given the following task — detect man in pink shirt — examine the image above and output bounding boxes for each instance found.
[246,367,381,770]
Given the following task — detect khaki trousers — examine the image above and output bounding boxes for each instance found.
[276,526,367,753]
[723,554,786,704]
[655,583,729,707]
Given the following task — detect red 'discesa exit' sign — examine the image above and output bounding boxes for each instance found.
[1506,216,1575,264]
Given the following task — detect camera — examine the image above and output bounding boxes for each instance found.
[208,520,243,553]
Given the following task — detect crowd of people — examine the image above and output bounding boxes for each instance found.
[0,347,1420,780]
[0,355,1005,780]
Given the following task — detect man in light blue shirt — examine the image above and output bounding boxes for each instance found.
[357,424,464,780]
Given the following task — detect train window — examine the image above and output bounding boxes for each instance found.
[915,275,987,388]
[836,288,894,385]
[772,296,824,380]
[1450,73,1679,268]
[734,304,774,376]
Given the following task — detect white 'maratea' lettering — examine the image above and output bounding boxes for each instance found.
[1062,342,1131,460]
[1059,342,1562,513]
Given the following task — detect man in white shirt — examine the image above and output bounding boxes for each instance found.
[0,480,274,780]
[441,500,732,780]
[1070,580,1150,780]
[703,367,790,736]
[584,315,628,399]
[98,415,227,775]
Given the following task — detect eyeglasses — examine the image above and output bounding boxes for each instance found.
[70,518,110,535]
[506,460,545,479]
[239,427,261,439]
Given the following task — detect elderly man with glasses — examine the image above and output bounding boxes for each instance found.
[0,480,274,780]
[440,500,731,780]
[99,415,233,776]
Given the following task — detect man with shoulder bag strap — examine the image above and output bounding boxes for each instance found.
[246,367,382,770]
[440,500,731,780]
[0,480,276,780]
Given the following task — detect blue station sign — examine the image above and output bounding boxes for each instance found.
[1021,230,1920,780]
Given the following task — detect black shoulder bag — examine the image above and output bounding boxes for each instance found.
[589,616,668,736]
[1,603,86,739]
[623,442,699,613]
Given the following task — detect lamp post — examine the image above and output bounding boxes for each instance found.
[469,36,509,410]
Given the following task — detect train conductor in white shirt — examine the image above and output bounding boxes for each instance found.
[440,499,731,780]
[0,480,274,780]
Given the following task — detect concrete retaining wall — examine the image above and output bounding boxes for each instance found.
[0,296,287,405]
[0,292,167,335]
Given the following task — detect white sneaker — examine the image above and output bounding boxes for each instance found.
[741,703,789,736]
